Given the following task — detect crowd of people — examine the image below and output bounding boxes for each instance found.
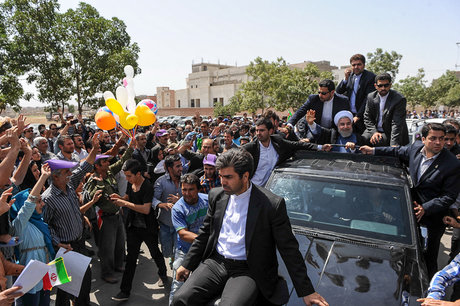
[0,52,457,306]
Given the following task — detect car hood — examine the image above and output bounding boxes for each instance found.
[279,231,428,305]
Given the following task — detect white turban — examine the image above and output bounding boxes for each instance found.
[334,110,353,126]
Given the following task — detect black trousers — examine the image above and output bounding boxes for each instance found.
[171,253,259,306]
[55,238,92,306]
[120,226,167,294]
[424,222,446,279]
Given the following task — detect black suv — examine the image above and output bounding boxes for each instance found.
[265,151,429,305]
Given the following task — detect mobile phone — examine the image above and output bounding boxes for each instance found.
[70,119,79,125]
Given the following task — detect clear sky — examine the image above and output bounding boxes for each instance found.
[22,0,460,106]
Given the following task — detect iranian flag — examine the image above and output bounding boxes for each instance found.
[43,257,72,290]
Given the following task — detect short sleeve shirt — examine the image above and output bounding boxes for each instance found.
[126,179,154,229]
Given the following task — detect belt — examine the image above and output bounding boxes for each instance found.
[212,252,247,264]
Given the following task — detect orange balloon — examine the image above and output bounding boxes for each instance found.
[95,111,116,130]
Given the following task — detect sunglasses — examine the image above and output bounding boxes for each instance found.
[318,91,330,95]
[376,83,391,88]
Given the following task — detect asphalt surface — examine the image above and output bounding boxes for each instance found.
[47,229,455,305]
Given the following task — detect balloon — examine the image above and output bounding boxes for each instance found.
[122,77,128,87]
[120,114,138,130]
[152,102,158,115]
[103,91,115,101]
[124,65,134,78]
[99,106,113,116]
[138,99,155,110]
[125,78,136,114]
[105,98,125,116]
[135,105,156,126]
[95,111,116,130]
[115,86,128,109]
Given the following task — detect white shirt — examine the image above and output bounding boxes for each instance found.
[417,148,441,182]
[377,93,389,132]
[216,183,253,260]
[74,148,88,160]
[320,96,334,128]
[251,141,279,186]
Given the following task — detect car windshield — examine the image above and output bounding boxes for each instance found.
[267,173,412,244]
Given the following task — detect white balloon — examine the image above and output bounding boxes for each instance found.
[103,91,115,101]
[115,86,128,109]
[124,65,134,78]
[126,78,136,113]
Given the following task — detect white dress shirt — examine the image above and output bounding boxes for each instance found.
[251,141,279,186]
[377,93,389,132]
[320,96,334,128]
[417,148,441,182]
[216,183,253,260]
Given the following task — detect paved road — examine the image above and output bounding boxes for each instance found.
[48,229,455,305]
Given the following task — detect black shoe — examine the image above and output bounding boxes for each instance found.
[112,291,129,301]
[157,276,169,287]
[102,275,118,284]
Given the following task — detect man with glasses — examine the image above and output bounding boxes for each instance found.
[362,73,409,147]
[360,123,460,279]
[287,79,350,141]
[23,127,35,147]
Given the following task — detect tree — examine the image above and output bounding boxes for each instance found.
[366,48,403,80]
[443,84,460,108]
[393,68,427,109]
[426,70,460,107]
[2,0,140,115]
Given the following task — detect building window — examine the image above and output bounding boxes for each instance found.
[213,98,218,107]
[191,99,195,107]
[196,85,198,88]
[203,65,207,71]
[190,85,193,88]
[219,97,224,104]
[178,100,181,108]
[196,99,200,107]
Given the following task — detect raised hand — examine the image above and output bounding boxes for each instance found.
[0,187,15,216]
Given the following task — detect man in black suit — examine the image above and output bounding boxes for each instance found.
[360,123,460,278]
[336,54,376,133]
[362,73,409,146]
[172,149,328,306]
[244,118,318,186]
[287,79,350,134]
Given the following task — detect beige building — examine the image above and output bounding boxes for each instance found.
[163,60,344,109]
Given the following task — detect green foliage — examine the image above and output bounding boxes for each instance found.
[1,0,140,115]
[443,84,460,108]
[226,57,329,114]
[426,71,460,107]
[366,48,403,80]
[393,69,427,109]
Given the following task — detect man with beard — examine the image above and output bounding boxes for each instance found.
[362,73,409,147]
[307,110,365,153]
[172,149,328,306]
[56,135,80,169]
[72,134,88,160]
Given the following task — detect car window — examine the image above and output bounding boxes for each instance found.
[267,173,412,244]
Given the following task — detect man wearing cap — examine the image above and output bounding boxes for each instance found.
[42,133,101,305]
[306,110,366,152]
[178,138,218,174]
[83,138,135,283]
[362,73,409,147]
[199,154,221,194]
[156,129,170,149]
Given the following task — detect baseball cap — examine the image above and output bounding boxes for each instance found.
[156,129,169,137]
[203,154,217,167]
[46,159,78,171]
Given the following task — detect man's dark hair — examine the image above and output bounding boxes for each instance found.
[421,123,446,138]
[240,124,250,131]
[224,129,233,137]
[350,54,366,64]
[375,73,392,83]
[443,119,460,129]
[57,135,72,147]
[264,110,279,123]
[180,173,201,189]
[135,132,146,141]
[164,154,181,170]
[49,123,57,129]
[122,159,142,174]
[71,134,82,141]
[38,124,45,131]
[318,79,335,91]
[255,117,274,131]
[200,121,209,127]
[216,148,254,179]
[444,124,458,135]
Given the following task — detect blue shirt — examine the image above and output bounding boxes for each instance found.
[426,253,460,299]
[172,193,208,253]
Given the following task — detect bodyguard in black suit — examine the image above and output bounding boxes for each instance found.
[172,149,328,306]
[336,54,376,132]
[361,123,460,278]
[362,73,409,146]
[288,79,350,131]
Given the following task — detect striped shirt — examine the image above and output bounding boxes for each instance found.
[42,161,93,245]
